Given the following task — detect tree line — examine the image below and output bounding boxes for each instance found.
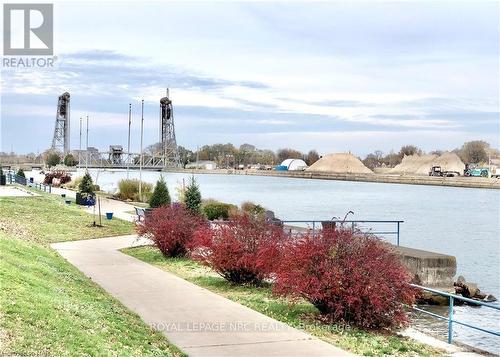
[1,140,495,169]
[361,140,495,170]
[177,143,321,168]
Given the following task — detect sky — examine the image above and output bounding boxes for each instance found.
[1,1,499,156]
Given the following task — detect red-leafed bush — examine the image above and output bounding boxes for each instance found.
[44,170,71,186]
[273,229,416,329]
[190,214,285,285]
[136,205,207,257]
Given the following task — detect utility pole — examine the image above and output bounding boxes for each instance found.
[127,103,132,179]
[79,117,82,167]
[86,116,89,170]
[67,98,71,154]
[139,100,144,201]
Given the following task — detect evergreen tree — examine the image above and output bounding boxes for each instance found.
[16,168,26,178]
[64,154,77,166]
[183,176,201,214]
[149,176,171,208]
[79,171,94,194]
[46,152,61,167]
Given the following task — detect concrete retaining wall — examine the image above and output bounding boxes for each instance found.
[168,168,500,189]
[394,246,456,288]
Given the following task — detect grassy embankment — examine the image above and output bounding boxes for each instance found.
[0,190,184,356]
[123,246,444,357]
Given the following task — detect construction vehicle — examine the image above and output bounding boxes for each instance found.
[464,164,499,178]
[428,166,460,177]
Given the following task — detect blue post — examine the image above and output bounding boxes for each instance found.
[397,222,400,246]
[448,296,454,344]
[312,221,316,235]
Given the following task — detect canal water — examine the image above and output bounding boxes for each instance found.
[82,169,500,352]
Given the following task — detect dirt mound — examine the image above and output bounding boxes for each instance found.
[389,154,437,175]
[433,152,465,174]
[390,152,465,175]
[307,153,373,174]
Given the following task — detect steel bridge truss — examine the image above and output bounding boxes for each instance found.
[159,94,179,166]
[77,151,174,170]
[51,92,71,154]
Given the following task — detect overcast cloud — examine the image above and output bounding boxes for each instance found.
[1,1,498,155]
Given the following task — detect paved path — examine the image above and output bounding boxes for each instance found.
[0,186,38,197]
[52,235,354,357]
[50,186,138,222]
[82,196,138,222]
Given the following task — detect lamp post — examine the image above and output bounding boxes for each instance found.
[127,103,131,179]
[79,117,82,167]
[86,115,89,170]
[139,100,144,201]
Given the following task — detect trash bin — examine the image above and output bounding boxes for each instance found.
[106,212,113,220]
[321,221,337,232]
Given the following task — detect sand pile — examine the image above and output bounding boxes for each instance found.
[307,153,373,174]
[432,152,465,173]
[389,152,465,175]
[389,154,437,175]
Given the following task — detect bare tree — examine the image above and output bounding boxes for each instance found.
[459,141,489,164]
[277,148,303,163]
[399,145,422,158]
[305,150,320,166]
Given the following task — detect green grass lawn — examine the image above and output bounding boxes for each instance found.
[0,191,134,245]
[0,190,183,356]
[123,246,445,357]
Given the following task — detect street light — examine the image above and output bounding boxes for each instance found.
[139,99,144,201]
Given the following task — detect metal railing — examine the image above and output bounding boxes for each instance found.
[7,173,26,185]
[280,220,403,246]
[411,284,500,344]
[28,181,52,193]
[77,151,177,169]
[7,173,52,193]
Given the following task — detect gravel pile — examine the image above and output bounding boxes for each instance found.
[307,153,373,174]
[390,152,465,175]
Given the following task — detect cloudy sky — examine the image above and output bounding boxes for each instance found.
[1,1,499,156]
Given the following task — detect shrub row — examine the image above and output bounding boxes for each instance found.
[116,179,153,202]
[273,229,415,329]
[136,204,415,330]
[190,214,284,285]
[201,200,236,220]
[44,170,71,186]
[137,205,206,257]
[201,200,268,221]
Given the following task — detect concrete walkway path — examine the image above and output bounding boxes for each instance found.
[52,235,354,357]
[0,186,39,197]
[49,186,138,222]
[82,196,138,222]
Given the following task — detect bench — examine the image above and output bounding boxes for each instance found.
[135,207,146,222]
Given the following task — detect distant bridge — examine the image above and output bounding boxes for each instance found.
[76,151,176,171]
[51,89,180,170]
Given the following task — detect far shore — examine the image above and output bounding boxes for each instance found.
[164,168,500,190]
[8,164,500,189]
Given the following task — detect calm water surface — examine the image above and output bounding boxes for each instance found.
[83,169,500,352]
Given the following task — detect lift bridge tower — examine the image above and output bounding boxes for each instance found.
[51,92,71,154]
[159,89,179,166]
